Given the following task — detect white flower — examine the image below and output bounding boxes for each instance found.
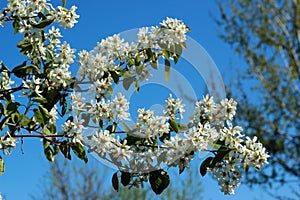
[56,6,79,29]
[112,93,130,121]
[22,77,43,96]
[0,12,5,27]
[164,94,185,119]
[0,71,14,90]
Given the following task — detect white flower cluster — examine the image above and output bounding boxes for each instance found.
[0,12,4,27]
[81,94,269,194]
[1,1,78,90]
[0,132,17,155]
[55,6,79,29]
[78,18,190,94]
[5,0,79,30]
[0,71,14,91]
[73,18,269,195]
[163,94,185,119]
[133,109,170,138]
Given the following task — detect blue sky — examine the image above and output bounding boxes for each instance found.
[0,0,274,199]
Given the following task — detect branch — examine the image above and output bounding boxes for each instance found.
[13,134,71,138]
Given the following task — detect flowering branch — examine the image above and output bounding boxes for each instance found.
[0,0,269,196]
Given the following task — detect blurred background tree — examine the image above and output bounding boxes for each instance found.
[216,0,300,199]
[30,156,203,200]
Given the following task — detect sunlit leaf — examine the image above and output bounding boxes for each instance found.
[0,156,4,176]
[164,59,171,82]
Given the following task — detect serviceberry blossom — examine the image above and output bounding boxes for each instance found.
[0,7,269,195]
[56,6,79,29]
[164,94,185,119]
[0,71,14,91]
[71,18,269,195]
[0,12,5,27]
[112,93,130,121]
[0,132,17,155]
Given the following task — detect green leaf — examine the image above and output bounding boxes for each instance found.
[37,12,47,20]
[62,0,67,6]
[34,109,43,125]
[0,116,9,130]
[43,140,54,162]
[71,142,88,163]
[149,169,170,195]
[164,59,171,82]
[106,124,116,133]
[33,97,48,104]
[174,43,183,56]
[150,60,158,69]
[20,114,30,127]
[122,122,130,132]
[210,147,231,168]
[123,77,135,90]
[243,163,249,173]
[159,132,170,142]
[13,18,20,34]
[110,70,119,84]
[81,113,90,127]
[12,62,39,78]
[0,103,4,116]
[0,156,4,176]
[121,171,131,186]
[60,141,71,160]
[179,164,185,174]
[133,80,139,93]
[162,50,171,59]
[31,17,54,29]
[17,39,34,55]
[5,102,20,116]
[177,123,189,132]
[43,127,51,135]
[200,156,213,176]
[169,119,178,133]
[124,135,141,146]
[49,123,56,134]
[53,145,60,155]
[39,104,50,124]
[112,172,119,192]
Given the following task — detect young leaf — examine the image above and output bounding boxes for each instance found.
[169,119,178,133]
[43,140,54,162]
[150,60,158,69]
[133,80,139,93]
[112,172,119,192]
[33,97,48,104]
[62,0,67,6]
[123,77,135,90]
[31,17,54,29]
[177,123,189,132]
[164,59,171,82]
[71,142,88,163]
[39,104,50,124]
[0,156,4,176]
[122,122,131,132]
[60,141,71,160]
